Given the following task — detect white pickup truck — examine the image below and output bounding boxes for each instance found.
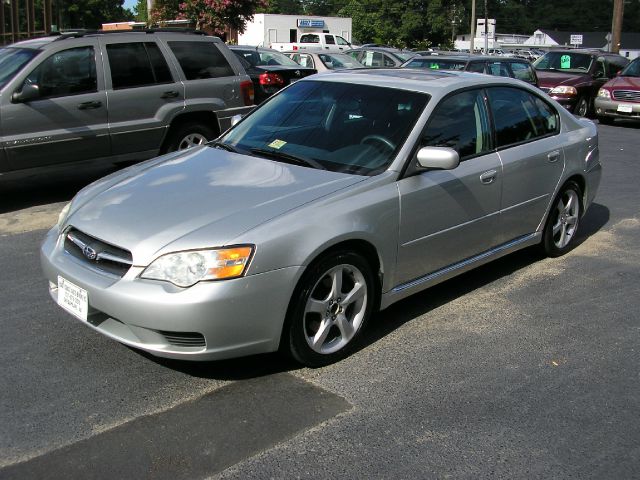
[270,32,353,52]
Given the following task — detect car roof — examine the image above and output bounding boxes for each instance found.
[231,45,280,52]
[408,54,530,62]
[304,68,524,95]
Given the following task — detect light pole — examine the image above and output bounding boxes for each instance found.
[469,0,476,53]
[484,0,488,53]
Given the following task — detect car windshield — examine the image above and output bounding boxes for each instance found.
[219,80,429,176]
[620,58,640,77]
[317,53,364,69]
[0,47,39,89]
[234,49,300,67]
[533,52,593,73]
[404,58,466,70]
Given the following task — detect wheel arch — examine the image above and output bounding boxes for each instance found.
[160,111,221,152]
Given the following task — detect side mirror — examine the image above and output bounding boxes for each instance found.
[230,114,243,126]
[416,146,460,170]
[12,83,40,103]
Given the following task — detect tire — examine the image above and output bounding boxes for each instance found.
[285,251,376,367]
[598,116,614,125]
[162,122,217,153]
[574,97,589,117]
[541,181,582,257]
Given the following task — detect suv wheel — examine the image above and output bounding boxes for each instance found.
[163,122,216,153]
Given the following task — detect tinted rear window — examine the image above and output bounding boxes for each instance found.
[168,41,234,80]
[107,42,172,89]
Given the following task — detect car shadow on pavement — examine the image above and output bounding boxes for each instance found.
[137,203,609,379]
[360,201,610,354]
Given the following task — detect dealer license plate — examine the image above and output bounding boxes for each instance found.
[617,104,633,113]
[57,276,88,321]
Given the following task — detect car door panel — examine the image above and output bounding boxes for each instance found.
[396,153,502,285]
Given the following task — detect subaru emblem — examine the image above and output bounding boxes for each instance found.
[83,245,97,261]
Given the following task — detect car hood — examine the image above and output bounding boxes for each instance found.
[537,70,590,87]
[603,75,640,90]
[66,147,365,265]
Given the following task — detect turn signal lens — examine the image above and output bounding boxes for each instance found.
[141,246,254,287]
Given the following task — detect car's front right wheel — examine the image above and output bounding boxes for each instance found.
[285,251,375,367]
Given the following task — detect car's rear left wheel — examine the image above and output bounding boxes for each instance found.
[286,251,375,367]
[541,181,582,257]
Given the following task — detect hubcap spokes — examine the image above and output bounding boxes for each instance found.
[552,190,579,249]
[304,264,367,354]
[178,133,207,150]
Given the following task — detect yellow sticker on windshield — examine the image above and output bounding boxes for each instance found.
[268,139,287,149]
[560,55,571,69]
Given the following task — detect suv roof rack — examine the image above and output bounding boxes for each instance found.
[52,28,207,41]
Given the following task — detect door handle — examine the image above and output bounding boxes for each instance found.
[160,90,179,99]
[77,101,102,110]
[480,170,497,184]
[547,150,560,163]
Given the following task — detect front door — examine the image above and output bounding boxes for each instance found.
[396,88,502,286]
[1,41,110,171]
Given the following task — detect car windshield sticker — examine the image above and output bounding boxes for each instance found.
[430,63,439,69]
[560,55,571,69]
[268,139,287,149]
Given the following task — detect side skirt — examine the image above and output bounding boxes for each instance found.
[380,232,542,310]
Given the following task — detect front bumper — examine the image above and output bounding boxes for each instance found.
[594,98,640,120]
[547,94,578,112]
[40,227,302,361]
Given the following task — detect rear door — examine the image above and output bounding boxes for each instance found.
[1,40,110,170]
[487,86,565,242]
[396,88,502,285]
[100,38,184,158]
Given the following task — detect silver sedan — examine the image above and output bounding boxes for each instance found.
[41,70,602,366]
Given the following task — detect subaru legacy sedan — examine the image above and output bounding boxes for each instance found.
[41,70,601,367]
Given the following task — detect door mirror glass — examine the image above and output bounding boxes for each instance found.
[12,83,40,103]
[416,146,459,170]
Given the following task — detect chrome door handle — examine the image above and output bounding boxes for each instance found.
[480,170,497,184]
[548,150,560,163]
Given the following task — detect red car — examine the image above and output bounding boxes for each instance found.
[594,57,640,124]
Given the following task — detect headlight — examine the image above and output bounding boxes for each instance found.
[57,202,71,230]
[597,88,611,99]
[549,86,577,95]
[141,246,254,287]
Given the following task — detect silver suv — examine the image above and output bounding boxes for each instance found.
[0,30,254,178]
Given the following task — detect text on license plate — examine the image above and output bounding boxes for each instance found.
[617,104,633,113]
[57,276,88,321]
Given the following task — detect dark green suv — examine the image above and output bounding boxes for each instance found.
[0,30,254,178]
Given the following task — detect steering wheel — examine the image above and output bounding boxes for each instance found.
[360,134,396,152]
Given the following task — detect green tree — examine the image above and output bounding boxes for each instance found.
[134,0,148,22]
[57,0,132,29]
[258,0,304,14]
[149,0,179,25]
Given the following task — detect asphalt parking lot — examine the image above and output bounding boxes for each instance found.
[1,120,639,479]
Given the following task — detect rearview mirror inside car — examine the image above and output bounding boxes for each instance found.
[416,146,460,170]
[12,83,40,103]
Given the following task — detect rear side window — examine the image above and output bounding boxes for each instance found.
[486,61,511,77]
[168,41,234,80]
[24,46,96,98]
[421,89,492,160]
[488,87,559,148]
[107,42,172,89]
[510,62,536,84]
[300,34,320,44]
[325,35,336,45]
[467,62,485,73]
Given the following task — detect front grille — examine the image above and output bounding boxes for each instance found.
[612,90,640,102]
[64,228,133,277]
[158,330,206,348]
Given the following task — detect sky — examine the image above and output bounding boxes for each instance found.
[123,0,137,11]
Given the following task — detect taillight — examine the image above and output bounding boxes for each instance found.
[293,45,298,51]
[259,72,285,86]
[240,80,254,105]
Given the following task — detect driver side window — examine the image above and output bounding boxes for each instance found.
[24,46,96,99]
[420,89,492,161]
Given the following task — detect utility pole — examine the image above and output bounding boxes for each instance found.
[484,0,488,53]
[470,0,476,53]
[610,0,624,54]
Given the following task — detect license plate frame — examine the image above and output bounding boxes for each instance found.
[617,104,633,113]
[57,275,88,321]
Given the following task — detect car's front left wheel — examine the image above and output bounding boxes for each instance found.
[286,251,376,367]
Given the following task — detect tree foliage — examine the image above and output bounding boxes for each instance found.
[52,0,132,29]
[179,0,266,34]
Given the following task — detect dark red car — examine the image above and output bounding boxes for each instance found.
[594,57,640,124]
[534,50,628,117]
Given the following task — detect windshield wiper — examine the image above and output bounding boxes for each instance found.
[250,148,326,170]
[210,141,241,153]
